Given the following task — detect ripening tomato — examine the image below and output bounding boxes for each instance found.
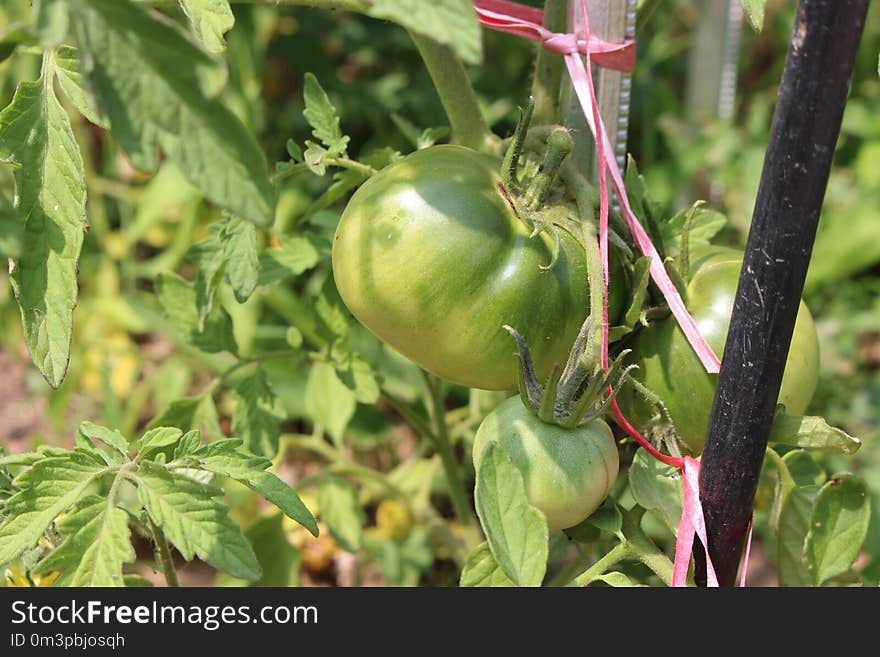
[618,246,820,455]
[331,145,625,391]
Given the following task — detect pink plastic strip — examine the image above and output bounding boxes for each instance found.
[475,0,731,587]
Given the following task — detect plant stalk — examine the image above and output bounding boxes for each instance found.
[148,517,179,588]
[422,372,475,529]
[408,31,497,153]
[530,0,568,125]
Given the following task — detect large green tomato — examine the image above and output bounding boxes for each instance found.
[619,246,820,455]
[472,396,619,531]
[332,145,624,391]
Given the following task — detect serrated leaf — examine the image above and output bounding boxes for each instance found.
[199,451,318,536]
[217,213,258,302]
[741,0,766,31]
[258,235,323,285]
[628,448,683,532]
[215,513,299,587]
[156,272,237,354]
[317,476,365,553]
[1,62,87,388]
[805,475,871,586]
[135,427,183,455]
[474,442,548,587]
[302,73,348,155]
[136,463,260,580]
[52,46,107,127]
[769,411,861,455]
[0,446,71,468]
[367,0,482,65]
[460,542,515,587]
[178,0,234,53]
[305,362,356,445]
[0,456,107,567]
[67,0,274,226]
[232,371,285,458]
[173,430,203,460]
[35,495,134,586]
[78,421,129,456]
[660,205,727,253]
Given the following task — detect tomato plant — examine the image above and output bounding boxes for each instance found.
[619,247,821,455]
[0,0,874,596]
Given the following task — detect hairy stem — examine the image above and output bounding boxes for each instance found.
[147,517,179,588]
[408,31,497,153]
[530,0,568,124]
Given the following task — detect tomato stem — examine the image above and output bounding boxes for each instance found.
[501,97,535,193]
[530,0,568,124]
[408,31,498,153]
[147,517,179,588]
[422,372,476,530]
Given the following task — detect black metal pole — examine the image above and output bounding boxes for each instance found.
[695,0,869,587]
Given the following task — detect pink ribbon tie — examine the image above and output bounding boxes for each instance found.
[474,0,743,587]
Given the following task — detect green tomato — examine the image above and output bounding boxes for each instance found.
[619,246,820,455]
[332,145,624,391]
[472,396,619,531]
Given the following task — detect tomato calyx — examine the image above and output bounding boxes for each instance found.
[505,320,634,430]
[498,96,580,273]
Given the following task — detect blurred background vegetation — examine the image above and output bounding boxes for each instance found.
[0,0,878,585]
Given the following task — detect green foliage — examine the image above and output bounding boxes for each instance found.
[474,442,548,587]
[0,423,317,586]
[0,0,875,590]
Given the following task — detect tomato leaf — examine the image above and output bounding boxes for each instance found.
[148,394,223,444]
[52,46,107,127]
[156,272,238,355]
[773,450,825,587]
[178,0,234,54]
[305,362,357,446]
[231,371,285,458]
[215,513,300,587]
[805,474,871,586]
[34,495,134,587]
[474,442,548,587]
[136,462,261,581]
[258,235,324,285]
[317,476,365,553]
[740,0,766,31]
[0,456,109,567]
[367,0,481,65]
[34,0,69,48]
[769,410,862,455]
[460,542,515,587]
[78,422,129,457]
[197,452,318,537]
[0,58,87,389]
[628,448,683,533]
[67,0,274,226]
